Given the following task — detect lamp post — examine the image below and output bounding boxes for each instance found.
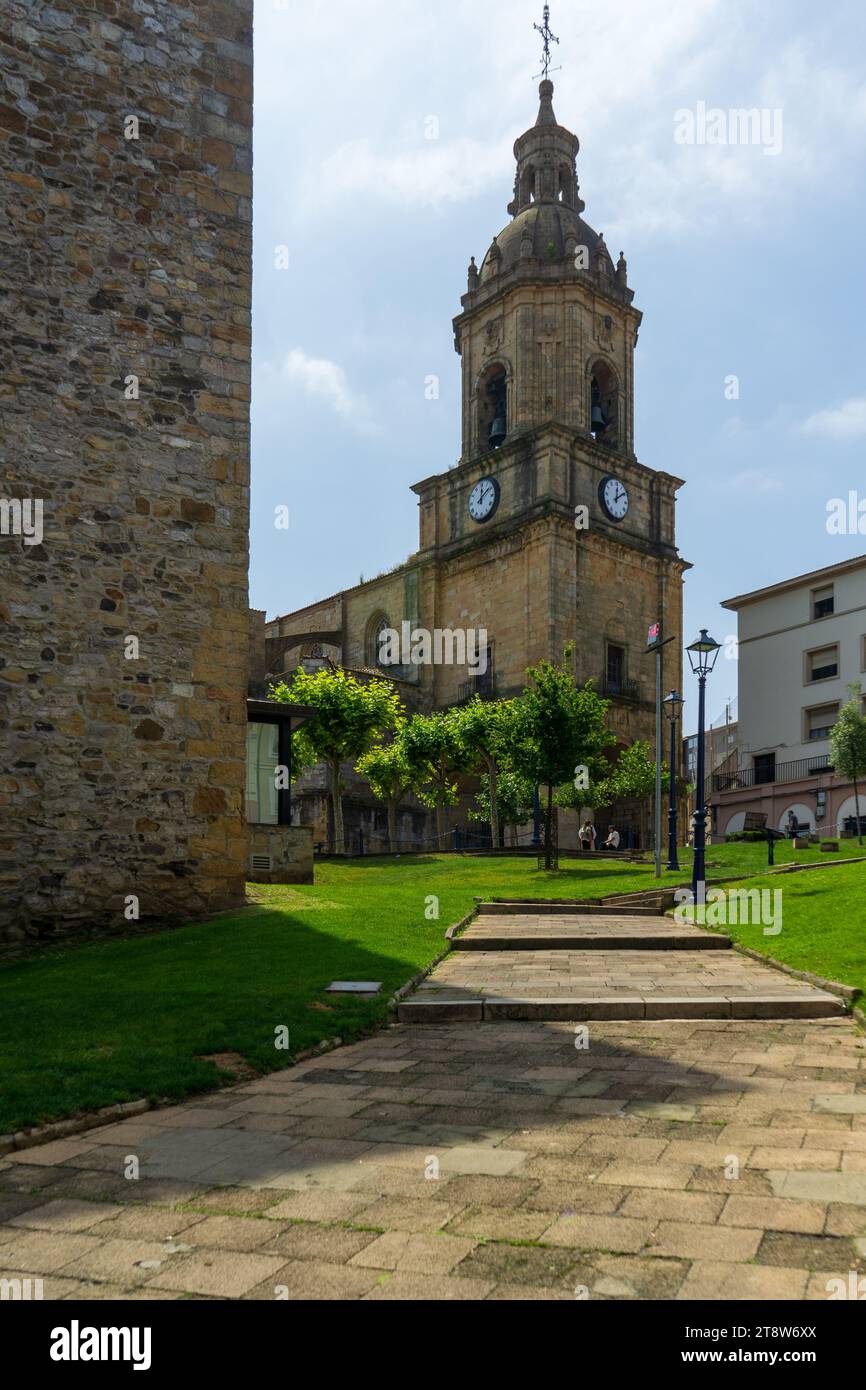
[663,689,685,872]
[686,630,722,904]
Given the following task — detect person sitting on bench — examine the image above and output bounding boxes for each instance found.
[603,825,620,851]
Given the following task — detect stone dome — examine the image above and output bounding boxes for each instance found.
[480,202,601,282]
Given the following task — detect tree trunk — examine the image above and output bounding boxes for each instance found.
[330,759,344,855]
[387,798,397,854]
[855,776,862,846]
[486,754,499,850]
[545,783,554,870]
[437,757,450,849]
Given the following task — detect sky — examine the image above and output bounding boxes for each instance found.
[250,0,866,733]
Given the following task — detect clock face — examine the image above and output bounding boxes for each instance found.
[599,475,629,521]
[468,476,500,523]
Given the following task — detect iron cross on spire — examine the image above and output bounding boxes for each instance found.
[533,3,560,80]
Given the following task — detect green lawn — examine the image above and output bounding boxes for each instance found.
[1,844,864,1134]
[682,858,866,1001]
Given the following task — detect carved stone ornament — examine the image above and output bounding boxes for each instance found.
[595,313,614,349]
[484,316,503,350]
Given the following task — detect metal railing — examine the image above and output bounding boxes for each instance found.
[598,674,642,701]
[709,753,833,794]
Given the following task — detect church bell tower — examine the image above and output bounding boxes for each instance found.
[455,75,640,466]
[410,12,687,765]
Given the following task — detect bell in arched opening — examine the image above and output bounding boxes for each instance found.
[590,377,608,437]
[486,371,508,450]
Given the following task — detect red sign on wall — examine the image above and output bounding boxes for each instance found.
[646,621,661,648]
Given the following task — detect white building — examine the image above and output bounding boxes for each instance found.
[709,554,866,839]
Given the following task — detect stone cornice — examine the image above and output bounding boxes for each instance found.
[454,264,641,340]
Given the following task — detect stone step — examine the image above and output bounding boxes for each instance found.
[459,911,729,951]
[399,942,847,1024]
[455,929,732,952]
[398,993,845,1023]
[478,900,660,916]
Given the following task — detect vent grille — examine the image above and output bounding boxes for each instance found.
[250,854,272,873]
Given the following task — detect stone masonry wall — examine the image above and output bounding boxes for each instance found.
[0,1,254,937]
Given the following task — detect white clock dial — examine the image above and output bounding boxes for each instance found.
[468,476,500,523]
[599,476,629,521]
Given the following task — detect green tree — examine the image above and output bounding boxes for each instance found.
[398,709,469,849]
[831,683,866,845]
[509,646,614,868]
[451,697,516,848]
[355,737,414,852]
[469,767,535,846]
[609,739,671,849]
[271,667,403,854]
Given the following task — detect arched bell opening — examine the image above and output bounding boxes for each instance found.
[588,359,620,447]
[519,163,536,207]
[477,363,509,452]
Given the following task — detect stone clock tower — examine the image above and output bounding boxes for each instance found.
[410,79,688,740]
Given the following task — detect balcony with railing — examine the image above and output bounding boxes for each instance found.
[709,753,833,795]
[597,674,642,702]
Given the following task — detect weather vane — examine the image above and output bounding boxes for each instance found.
[533,3,560,80]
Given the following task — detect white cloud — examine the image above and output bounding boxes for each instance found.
[801,398,866,440]
[283,349,355,416]
[258,349,370,425]
[311,136,512,210]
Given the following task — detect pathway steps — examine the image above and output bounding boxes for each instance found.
[401,904,845,1023]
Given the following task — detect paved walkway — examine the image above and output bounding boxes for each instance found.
[2,1017,865,1300]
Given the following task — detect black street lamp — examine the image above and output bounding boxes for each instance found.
[663,689,685,871]
[686,630,722,903]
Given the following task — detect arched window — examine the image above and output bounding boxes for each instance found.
[365,611,393,669]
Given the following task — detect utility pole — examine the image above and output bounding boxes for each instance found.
[645,624,677,879]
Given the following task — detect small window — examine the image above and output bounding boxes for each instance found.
[606,644,625,693]
[811,584,834,620]
[806,645,839,682]
[805,702,839,742]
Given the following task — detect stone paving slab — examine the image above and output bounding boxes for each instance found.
[1,1018,865,1301]
[458,912,731,951]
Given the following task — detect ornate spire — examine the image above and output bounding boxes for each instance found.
[535,78,557,128]
[533,4,560,81]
